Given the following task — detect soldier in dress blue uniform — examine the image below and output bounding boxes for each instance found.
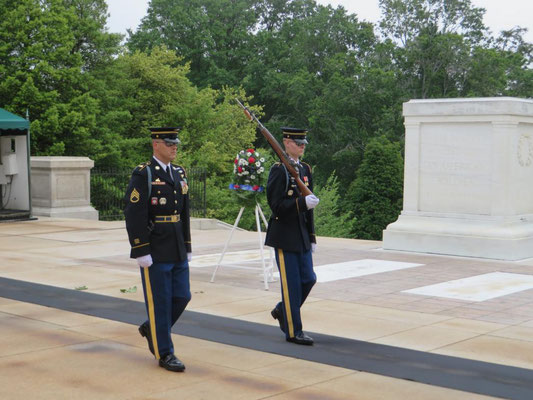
[124,127,192,372]
[265,127,320,345]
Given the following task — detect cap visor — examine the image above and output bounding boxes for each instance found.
[164,138,180,144]
[294,139,308,145]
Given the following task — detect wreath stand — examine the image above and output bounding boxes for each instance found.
[210,202,276,290]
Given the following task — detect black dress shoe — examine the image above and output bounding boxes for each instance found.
[271,307,286,333]
[287,332,314,346]
[159,354,185,372]
[138,322,154,355]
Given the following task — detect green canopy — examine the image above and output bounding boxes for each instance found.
[0,108,29,130]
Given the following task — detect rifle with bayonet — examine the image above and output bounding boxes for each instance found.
[235,99,313,197]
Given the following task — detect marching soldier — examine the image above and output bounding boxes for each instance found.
[124,127,192,372]
[265,127,320,345]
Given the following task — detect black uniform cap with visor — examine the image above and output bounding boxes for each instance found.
[149,127,181,145]
[281,127,308,145]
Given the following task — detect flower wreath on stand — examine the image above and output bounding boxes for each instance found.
[229,148,267,207]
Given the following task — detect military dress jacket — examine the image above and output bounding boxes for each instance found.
[265,161,316,253]
[124,157,191,262]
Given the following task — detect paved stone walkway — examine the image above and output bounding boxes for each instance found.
[3,217,533,399]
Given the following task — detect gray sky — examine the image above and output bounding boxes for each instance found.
[105,0,533,43]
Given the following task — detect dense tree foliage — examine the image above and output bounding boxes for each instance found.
[0,0,122,156]
[314,171,355,238]
[1,0,532,237]
[345,137,403,240]
[89,47,258,169]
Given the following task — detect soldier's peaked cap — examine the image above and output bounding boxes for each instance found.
[149,127,181,144]
[281,127,308,144]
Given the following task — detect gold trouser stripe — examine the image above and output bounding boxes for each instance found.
[278,249,295,337]
[143,267,160,359]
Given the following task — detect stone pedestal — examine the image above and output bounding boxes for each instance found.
[31,157,98,220]
[383,97,533,260]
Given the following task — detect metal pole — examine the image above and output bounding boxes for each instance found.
[255,204,269,290]
[257,203,275,282]
[203,169,207,217]
[210,206,245,283]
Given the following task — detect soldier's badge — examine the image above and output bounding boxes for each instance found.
[180,181,188,194]
[134,238,140,244]
[151,197,158,205]
[130,188,140,203]
[304,176,309,186]
[160,197,167,205]
[155,165,160,170]
[288,190,294,196]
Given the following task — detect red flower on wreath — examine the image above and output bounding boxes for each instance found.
[247,148,254,153]
[248,157,255,163]
[252,185,260,191]
[238,166,243,173]
[234,158,238,164]
[234,184,240,189]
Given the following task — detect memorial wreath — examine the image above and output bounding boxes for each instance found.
[229,148,267,205]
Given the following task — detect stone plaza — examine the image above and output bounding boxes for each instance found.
[3,97,533,399]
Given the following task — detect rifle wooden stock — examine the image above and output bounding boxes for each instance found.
[236,99,312,197]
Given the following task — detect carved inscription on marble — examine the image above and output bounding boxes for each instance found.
[517,133,533,167]
[419,123,491,214]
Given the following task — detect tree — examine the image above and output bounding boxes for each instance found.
[89,47,258,170]
[127,0,258,88]
[0,0,122,155]
[378,0,488,99]
[379,0,487,46]
[346,136,403,240]
[313,171,355,238]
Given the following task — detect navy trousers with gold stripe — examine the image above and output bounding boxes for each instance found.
[140,260,191,359]
[274,248,316,339]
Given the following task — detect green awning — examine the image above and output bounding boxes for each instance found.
[0,108,29,130]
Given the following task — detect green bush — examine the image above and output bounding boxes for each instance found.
[346,137,404,240]
[314,171,355,238]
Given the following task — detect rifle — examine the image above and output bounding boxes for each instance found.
[235,99,313,197]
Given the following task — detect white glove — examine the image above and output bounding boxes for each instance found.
[305,194,320,210]
[187,253,192,262]
[137,254,153,268]
[311,243,316,253]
